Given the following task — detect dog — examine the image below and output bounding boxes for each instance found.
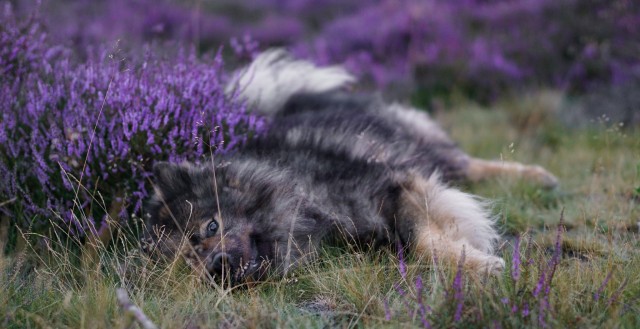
[143,50,558,285]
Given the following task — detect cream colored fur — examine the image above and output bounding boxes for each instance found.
[399,173,504,274]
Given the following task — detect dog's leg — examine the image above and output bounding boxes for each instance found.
[465,158,558,188]
[413,223,505,275]
[379,103,558,188]
[396,173,505,275]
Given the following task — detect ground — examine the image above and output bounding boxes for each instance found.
[1,91,639,328]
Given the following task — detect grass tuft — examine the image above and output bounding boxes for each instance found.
[2,94,640,328]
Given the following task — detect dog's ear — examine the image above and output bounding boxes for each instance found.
[152,161,193,199]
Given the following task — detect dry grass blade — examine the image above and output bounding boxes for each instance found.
[116,288,158,329]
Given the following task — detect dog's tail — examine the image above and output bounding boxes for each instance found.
[226,49,355,116]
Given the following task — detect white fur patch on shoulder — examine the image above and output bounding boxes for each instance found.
[226,49,355,116]
[421,173,499,254]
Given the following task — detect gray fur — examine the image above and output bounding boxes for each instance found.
[144,52,505,285]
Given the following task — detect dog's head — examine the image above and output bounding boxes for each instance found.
[144,160,325,285]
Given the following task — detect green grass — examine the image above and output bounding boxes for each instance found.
[2,91,639,328]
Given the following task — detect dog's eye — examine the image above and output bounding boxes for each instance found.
[206,220,218,236]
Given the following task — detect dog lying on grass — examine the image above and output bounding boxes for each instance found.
[143,50,558,285]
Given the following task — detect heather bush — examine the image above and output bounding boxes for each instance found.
[0,9,263,237]
[19,0,638,104]
[294,0,640,102]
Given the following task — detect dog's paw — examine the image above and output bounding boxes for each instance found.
[525,165,559,189]
[480,256,506,276]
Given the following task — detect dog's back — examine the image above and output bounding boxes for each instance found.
[266,92,470,182]
[228,50,470,182]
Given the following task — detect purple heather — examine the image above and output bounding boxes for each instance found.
[0,10,264,235]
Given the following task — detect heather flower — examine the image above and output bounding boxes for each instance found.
[530,213,566,327]
[383,298,391,321]
[393,282,415,318]
[289,0,640,101]
[415,275,430,328]
[607,278,628,306]
[15,0,639,103]
[396,240,407,279]
[593,270,613,301]
[546,212,565,294]
[0,10,264,236]
[452,248,466,322]
[230,34,260,60]
[511,235,521,281]
[538,296,549,328]
[521,303,530,317]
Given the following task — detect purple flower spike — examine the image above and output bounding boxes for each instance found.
[594,270,613,301]
[452,248,466,323]
[511,235,521,281]
[396,240,407,279]
[415,275,430,328]
[383,298,392,321]
[521,303,530,317]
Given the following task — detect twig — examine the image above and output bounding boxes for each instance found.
[0,197,17,208]
[116,288,158,329]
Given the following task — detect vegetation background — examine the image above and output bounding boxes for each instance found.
[1,0,639,327]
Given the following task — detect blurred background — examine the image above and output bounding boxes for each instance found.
[8,0,640,124]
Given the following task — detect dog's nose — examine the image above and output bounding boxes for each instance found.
[210,252,230,274]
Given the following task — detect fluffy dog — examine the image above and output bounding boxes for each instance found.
[143,50,558,284]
